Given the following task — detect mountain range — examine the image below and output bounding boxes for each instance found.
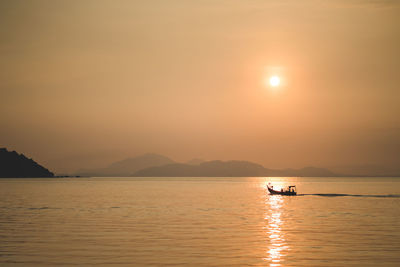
[2,149,398,177]
[2,148,398,178]
[76,153,175,176]
[75,153,339,177]
[133,160,338,177]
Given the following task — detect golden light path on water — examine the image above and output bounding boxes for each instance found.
[263,182,290,266]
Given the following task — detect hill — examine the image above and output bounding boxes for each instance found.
[0,148,54,178]
[266,166,339,177]
[134,160,266,177]
[76,153,175,176]
[133,160,339,177]
[186,158,205,165]
[74,153,340,177]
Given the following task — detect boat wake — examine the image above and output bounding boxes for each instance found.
[298,193,400,198]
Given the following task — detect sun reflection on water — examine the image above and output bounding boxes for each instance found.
[264,193,289,266]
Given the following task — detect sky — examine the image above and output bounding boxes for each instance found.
[1,0,399,174]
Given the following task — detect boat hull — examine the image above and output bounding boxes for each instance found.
[268,186,297,196]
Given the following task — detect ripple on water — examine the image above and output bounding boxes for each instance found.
[0,177,400,266]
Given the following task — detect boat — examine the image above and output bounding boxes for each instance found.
[267,184,297,196]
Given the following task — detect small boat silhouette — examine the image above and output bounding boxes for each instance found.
[267,184,297,196]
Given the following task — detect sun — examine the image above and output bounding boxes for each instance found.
[269,76,280,87]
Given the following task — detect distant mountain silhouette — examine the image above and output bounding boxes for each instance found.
[0,148,54,178]
[133,160,339,177]
[74,153,340,177]
[76,153,175,176]
[134,160,266,177]
[186,158,205,165]
[265,166,338,177]
[328,164,400,177]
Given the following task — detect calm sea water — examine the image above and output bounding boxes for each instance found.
[1,177,400,266]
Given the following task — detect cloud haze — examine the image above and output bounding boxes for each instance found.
[1,0,399,173]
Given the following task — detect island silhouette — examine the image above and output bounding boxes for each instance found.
[75,153,339,177]
[0,148,343,178]
[0,148,54,178]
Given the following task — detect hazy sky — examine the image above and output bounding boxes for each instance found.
[1,0,399,173]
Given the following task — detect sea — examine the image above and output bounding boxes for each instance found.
[0,177,399,266]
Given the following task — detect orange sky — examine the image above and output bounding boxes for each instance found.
[1,0,399,173]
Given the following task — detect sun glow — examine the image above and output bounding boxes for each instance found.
[269,76,281,87]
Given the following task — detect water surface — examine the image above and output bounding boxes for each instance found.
[1,177,399,266]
